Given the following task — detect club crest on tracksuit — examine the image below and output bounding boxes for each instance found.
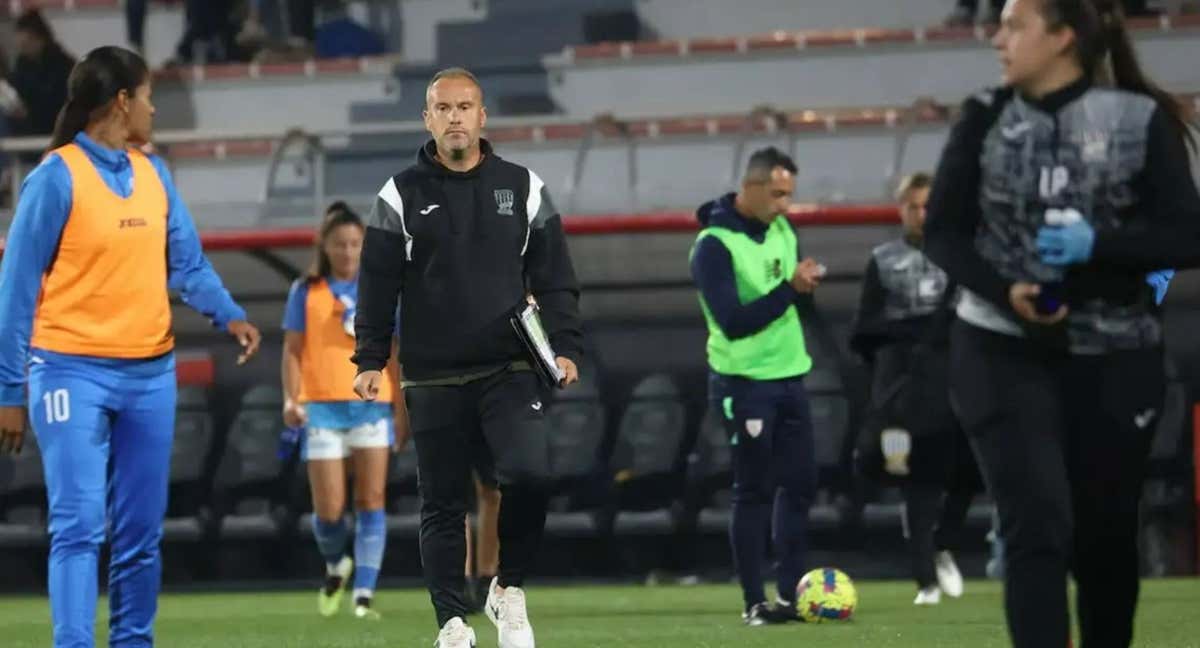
[495,189,515,216]
[745,418,764,438]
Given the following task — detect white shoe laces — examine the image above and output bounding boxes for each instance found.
[439,619,471,646]
[501,588,529,629]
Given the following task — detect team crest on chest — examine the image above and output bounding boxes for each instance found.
[494,189,515,216]
[766,258,783,281]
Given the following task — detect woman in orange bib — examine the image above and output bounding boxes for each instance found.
[0,47,261,647]
[281,203,405,620]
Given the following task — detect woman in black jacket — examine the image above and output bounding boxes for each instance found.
[924,0,1200,646]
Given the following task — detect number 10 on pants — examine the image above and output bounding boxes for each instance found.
[43,389,71,423]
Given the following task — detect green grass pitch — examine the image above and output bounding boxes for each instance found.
[2,579,1199,647]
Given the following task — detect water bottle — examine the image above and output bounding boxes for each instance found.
[278,426,303,461]
[1035,208,1082,316]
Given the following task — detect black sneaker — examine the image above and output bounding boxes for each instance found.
[772,598,801,623]
[742,602,791,626]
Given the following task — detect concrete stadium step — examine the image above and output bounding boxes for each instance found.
[637,0,961,38]
[150,56,399,132]
[544,16,1200,118]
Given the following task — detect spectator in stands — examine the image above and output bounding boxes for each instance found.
[946,0,1005,26]
[924,0,1198,645]
[237,0,315,63]
[849,172,982,607]
[126,0,148,57]
[172,0,235,65]
[0,46,261,648]
[0,46,25,206]
[9,9,75,137]
[289,0,317,49]
[690,147,825,626]
[282,201,404,622]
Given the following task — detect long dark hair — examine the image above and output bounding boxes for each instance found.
[1039,0,1195,149]
[47,47,149,152]
[306,202,365,282]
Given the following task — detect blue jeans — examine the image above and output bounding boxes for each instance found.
[30,349,176,648]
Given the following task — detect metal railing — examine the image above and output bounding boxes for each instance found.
[0,102,943,222]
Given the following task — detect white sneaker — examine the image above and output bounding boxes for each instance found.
[435,617,477,648]
[485,577,536,648]
[934,550,964,598]
[914,586,941,606]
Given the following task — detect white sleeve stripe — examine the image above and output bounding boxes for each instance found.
[378,177,414,261]
[522,170,545,256]
[526,170,544,225]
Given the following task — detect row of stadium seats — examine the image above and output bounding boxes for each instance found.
[0,354,1191,579]
[0,368,857,548]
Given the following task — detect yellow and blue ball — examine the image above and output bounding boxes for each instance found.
[795,568,857,623]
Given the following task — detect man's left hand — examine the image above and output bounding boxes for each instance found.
[1037,220,1095,266]
[556,357,579,387]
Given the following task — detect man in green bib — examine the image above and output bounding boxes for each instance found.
[690,147,824,625]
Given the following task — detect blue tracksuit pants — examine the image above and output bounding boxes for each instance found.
[710,372,818,609]
[29,349,176,648]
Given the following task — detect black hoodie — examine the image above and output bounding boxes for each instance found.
[689,193,804,341]
[353,139,583,381]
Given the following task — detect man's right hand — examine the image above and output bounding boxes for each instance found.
[0,405,27,455]
[282,399,307,428]
[354,371,384,402]
[790,258,825,293]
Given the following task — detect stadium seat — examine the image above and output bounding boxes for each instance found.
[807,367,852,475]
[604,374,689,537]
[543,370,610,538]
[385,444,421,537]
[679,407,732,541]
[212,385,293,540]
[546,374,607,482]
[683,408,731,508]
[163,386,217,543]
[0,433,47,548]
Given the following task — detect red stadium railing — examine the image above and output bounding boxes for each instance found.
[0,205,902,253]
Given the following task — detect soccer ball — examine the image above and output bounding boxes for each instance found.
[795,568,857,623]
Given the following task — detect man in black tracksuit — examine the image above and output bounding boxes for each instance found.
[352,68,582,648]
[850,172,981,606]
